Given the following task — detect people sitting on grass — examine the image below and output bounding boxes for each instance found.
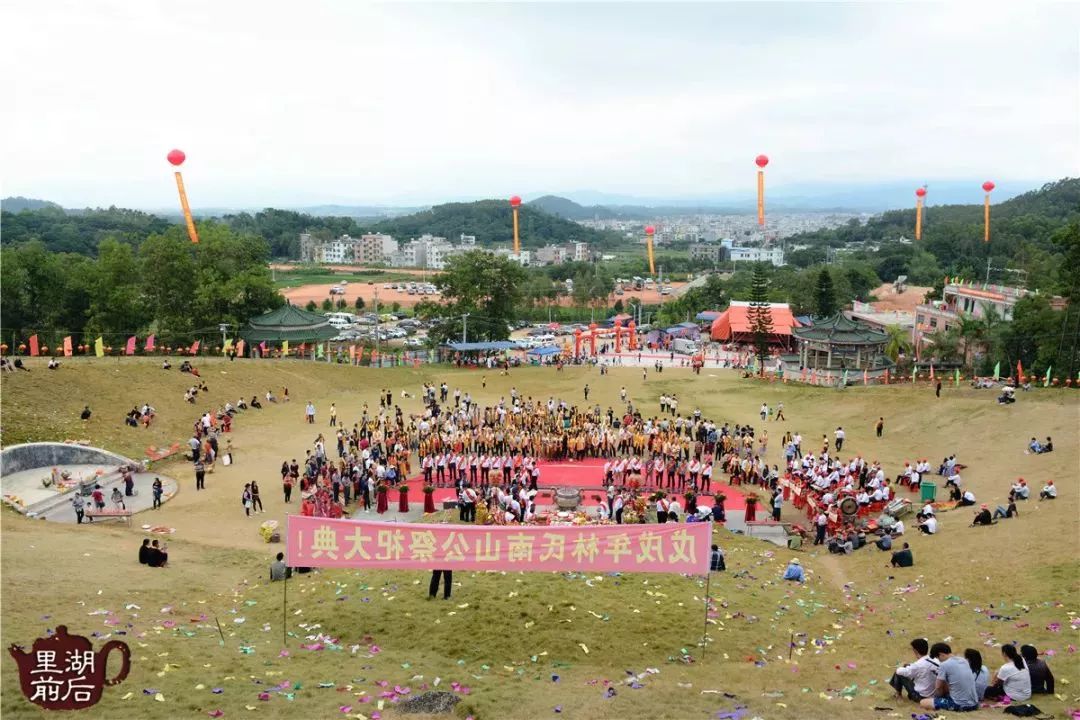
[971,504,993,526]
[920,511,937,535]
[918,642,980,712]
[80,405,92,421]
[1039,480,1057,500]
[1020,644,1054,695]
[782,558,804,583]
[993,493,1020,520]
[139,539,151,564]
[1028,436,1053,454]
[889,638,939,702]
[251,395,263,409]
[890,542,914,567]
[984,644,1032,703]
[270,552,291,581]
[47,357,60,369]
[709,544,726,571]
[146,539,168,567]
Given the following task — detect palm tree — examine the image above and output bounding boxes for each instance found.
[884,324,912,363]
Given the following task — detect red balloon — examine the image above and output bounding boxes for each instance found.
[915,188,927,198]
[644,226,655,235]
[167,149,186,166]
[755,154,769,168]
[509,195,522,208]
[982,181,995,193]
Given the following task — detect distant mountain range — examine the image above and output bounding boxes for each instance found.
[1,178,1047,222]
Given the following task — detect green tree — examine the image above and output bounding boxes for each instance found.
[747,263,773,374]
[306,300,318,312]
[427,250,527,344]
[321,298,333,311]
[336,298,347,310]
[814,268,838,317]
[354,296,366,310]
[85,238,148,338]
[139,232,196,343]
[612,299,624,313]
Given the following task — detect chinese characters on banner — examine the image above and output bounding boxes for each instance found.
[286,517,710,575]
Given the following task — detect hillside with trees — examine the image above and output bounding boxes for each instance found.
[1,221,282,348]
[785,178,1080,292]
[368,200,623,249]
[527,195,620,221]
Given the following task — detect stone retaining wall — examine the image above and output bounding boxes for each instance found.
[1,442,135,476]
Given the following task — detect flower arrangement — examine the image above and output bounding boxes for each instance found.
[422,485,436,494]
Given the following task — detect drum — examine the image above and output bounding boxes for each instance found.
[839,497,859,518]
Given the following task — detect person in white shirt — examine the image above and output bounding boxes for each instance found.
[834,427,846,452]
[891,519,906,536]
[986,644,1032,702]
[918,515,938,535]
[891,638,941,701]
[1039,481,1057,500]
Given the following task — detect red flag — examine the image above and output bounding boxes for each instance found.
[63,336,73,357]
[236,339,245,356]
[259,341,267,355]
[929,363,935,381]
[145,334,156,352]
[863,369,868,386]
[125,336,136,356]
[190,340,200,355]
[28,335,39,357]
[356,347,364,361]
[1017,360,1023,383]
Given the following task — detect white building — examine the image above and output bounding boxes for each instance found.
[729,246,785,267]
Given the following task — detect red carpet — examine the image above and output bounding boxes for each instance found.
[403,457,751,510]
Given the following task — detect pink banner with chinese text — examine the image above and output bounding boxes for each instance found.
[286,517,710,575]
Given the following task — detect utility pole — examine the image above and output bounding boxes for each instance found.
[461,313,470,344]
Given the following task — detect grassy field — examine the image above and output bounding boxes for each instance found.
[273,268,418,289]
[1,358,1078,719]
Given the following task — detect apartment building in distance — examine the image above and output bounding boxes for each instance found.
[299,233,398,264]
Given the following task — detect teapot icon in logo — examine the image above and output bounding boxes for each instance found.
[9,625,130,710]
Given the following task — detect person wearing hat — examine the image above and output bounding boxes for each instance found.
[782,558,804,583]
[971,504,994,526]
[1012,478,1030,500]
[1039,480,1057,500]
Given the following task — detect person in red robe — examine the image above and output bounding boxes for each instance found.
[376,484,389,514]
[744,494,758,523]
[423,487,436,514]
[398,485,409,512]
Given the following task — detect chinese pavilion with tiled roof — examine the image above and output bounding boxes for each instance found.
[787,312,893,374]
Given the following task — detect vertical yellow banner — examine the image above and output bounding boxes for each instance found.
[915,197,923,241]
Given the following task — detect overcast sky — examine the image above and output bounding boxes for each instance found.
[2,1,1077,209]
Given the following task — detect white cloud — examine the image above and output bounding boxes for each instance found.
[1,0,1076,207]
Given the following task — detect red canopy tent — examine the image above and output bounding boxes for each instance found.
[710,301,800,349]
